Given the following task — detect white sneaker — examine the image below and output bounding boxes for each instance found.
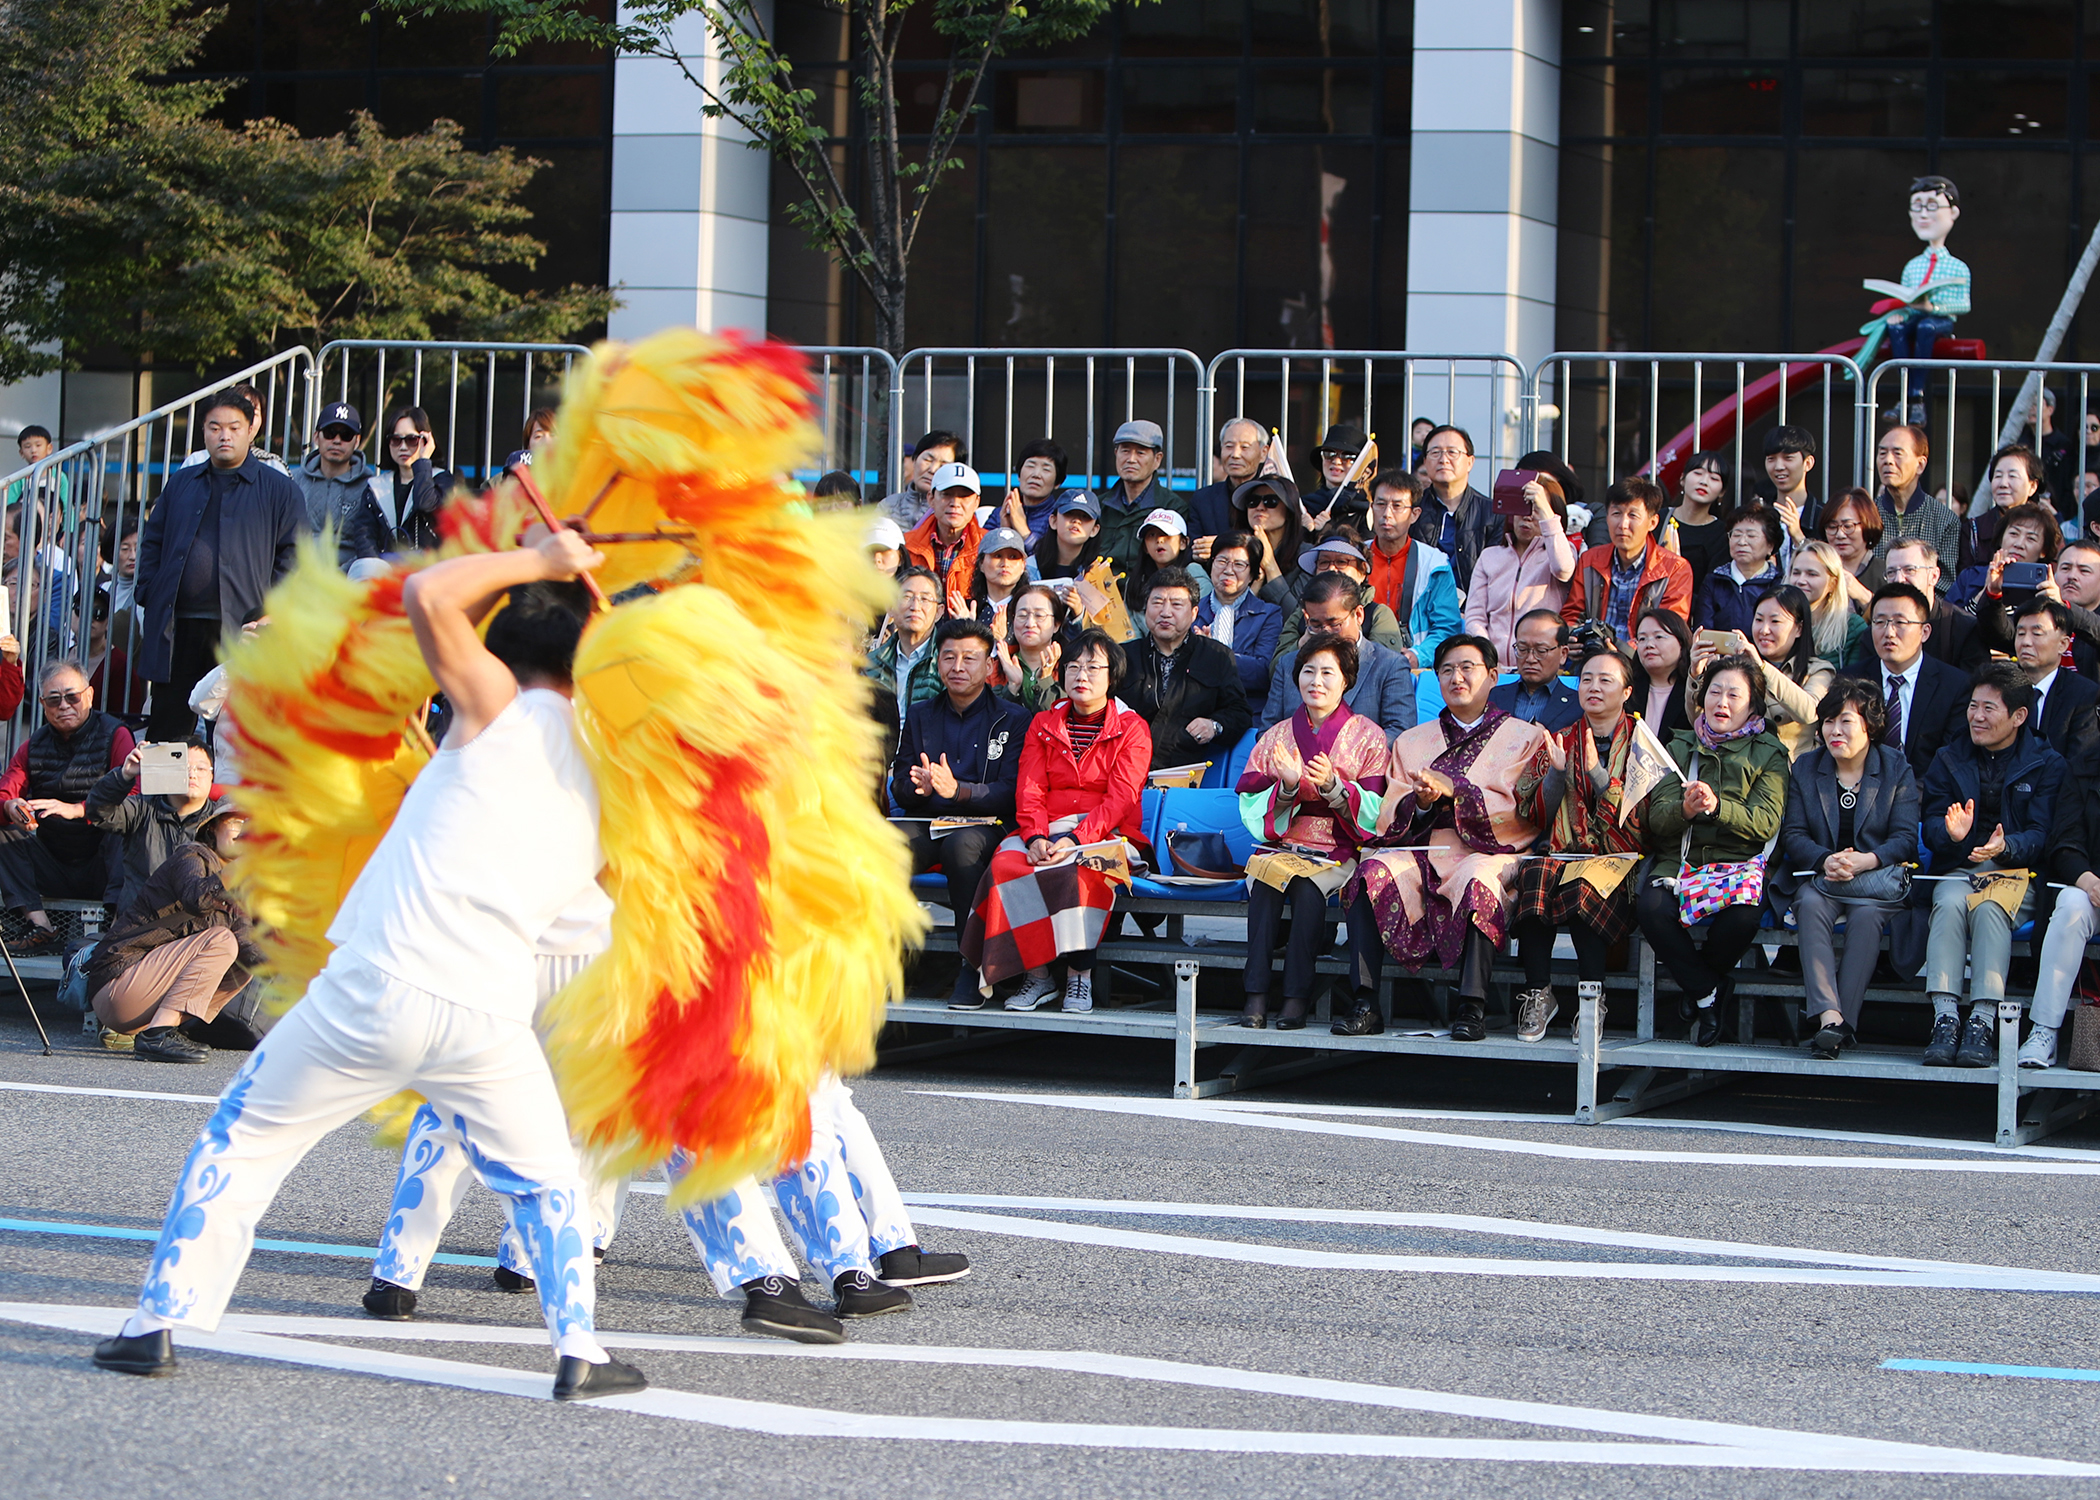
[2018,1027,2058,1070]
[1005,969,1058,1011]
[1062,971,1094,1013]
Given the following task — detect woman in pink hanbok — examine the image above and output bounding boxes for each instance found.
[1346,633,1550,1041]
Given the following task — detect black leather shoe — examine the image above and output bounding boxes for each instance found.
[553,1356,648,1402]
[1234,1012,1268,1029]
[135,1026,210,1064]
[492,1264,534,1294]
[833,1268,913,1317]
[1690,1004,1722,1047]
[1274,998,1309,1031]
[1808,1023,1854,1061]
[92,1329,174,1376]
[1922,1012,1961,1066]
[878,1245,970,1285]
[1954,1011,1997,1068]
[1450,999,1487,1042]
[741,1275,846,1344]
[1331,1004,1384,1036]
[362,1277,416,1320]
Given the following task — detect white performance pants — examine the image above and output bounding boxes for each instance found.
[675,1077,920,1297]
[126,951,608,1362]
[371,1103,630,1286]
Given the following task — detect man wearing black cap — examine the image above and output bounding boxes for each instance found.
[1303,424,1373,533]
[294,402,391,574]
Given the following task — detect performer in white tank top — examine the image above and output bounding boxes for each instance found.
[95,527,649,1403]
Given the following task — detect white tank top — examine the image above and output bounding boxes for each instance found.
[328,689,604,1022]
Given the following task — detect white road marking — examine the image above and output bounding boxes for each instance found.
[901,1206,2100,1292]
[917,1090,2100,1176]
[897,1193,2100,1284]
[0,1079,220,1104]
[6,1302,2093,1475]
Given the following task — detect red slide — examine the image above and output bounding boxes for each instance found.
[1635,336,1867,497]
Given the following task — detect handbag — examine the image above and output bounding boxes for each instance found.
[1811,862,1911,904]
[2070,999,2100,1073]
[1165,829,1244,880]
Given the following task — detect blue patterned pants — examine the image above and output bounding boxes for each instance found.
[125,950,608,1362]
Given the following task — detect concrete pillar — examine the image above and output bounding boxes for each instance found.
[1405,0,1559,369]
[607,6,771,339]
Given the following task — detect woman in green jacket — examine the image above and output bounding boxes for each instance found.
[1636,651,1790,1047]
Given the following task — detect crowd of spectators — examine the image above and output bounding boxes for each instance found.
[858,409,2100,1072]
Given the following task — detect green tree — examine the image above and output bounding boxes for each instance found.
[379,0,1140,354]
[0,0,615,383]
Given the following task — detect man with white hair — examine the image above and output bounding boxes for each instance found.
[1188,417,1269,562]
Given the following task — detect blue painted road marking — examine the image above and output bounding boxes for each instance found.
[1885,1358,2100,1382]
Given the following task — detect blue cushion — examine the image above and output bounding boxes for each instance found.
[1128,875,1248,902]
[1203,726,1263,789]
[2015,920,2036,939]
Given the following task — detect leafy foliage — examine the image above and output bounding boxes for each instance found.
[0,0,615,381]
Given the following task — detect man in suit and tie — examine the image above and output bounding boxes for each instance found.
[2012,597,2100,759]
[1849,538,1987,674]
[1869,582,1973,782]
[1976,537,2100,678]
[1487,609,1581,732]
[1261,571,1415,741]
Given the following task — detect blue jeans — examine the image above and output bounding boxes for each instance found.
[1885,313,1956,365]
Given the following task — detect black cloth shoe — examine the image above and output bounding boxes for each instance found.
[1808,1022,1854,1061]
[492,1265,534,1294]
[553,1356,648,1402]
[1450,999,1487,1042]
[1690,1003,1722,1048]
[362,1277,416,1320]
[1331,1003,1384,1036]
[135,1026,210,1064]
[947,967,986,1010]
[1955,1011,1997,1068]
[1922,1012,1961,1066]
[878,1245,971,1285]
[92,1329,174,1376]
[834,1268,913,1317]
[741,1275,846,1344]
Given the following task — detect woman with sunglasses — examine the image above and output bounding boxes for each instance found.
[379,407,457,554]
[1230,476,1307,606]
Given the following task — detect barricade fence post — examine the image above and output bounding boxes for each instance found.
[1206,351,1528,505]
[1526,351,1869,520]
[1867,357,2100,524]
[895,348,1208,498]
[792,347,903,498]
[315,340,589,486]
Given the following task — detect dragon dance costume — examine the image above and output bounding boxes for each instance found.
[93,331,928,1394]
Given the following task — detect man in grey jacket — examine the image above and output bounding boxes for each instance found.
[1261,571,1415,741]
[292,402,388,573]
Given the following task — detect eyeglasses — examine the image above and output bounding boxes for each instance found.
[1824,519,1862,534]
[40,690,83,707]
[1870,616,1923,632]
[1212,557,1251,574]
[1065,661,1109,678]
[1511,642,1564,659]
[1424,445,1468,461]
[1436,661,1488,679]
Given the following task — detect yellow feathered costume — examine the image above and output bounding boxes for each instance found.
[220,329,926,1203]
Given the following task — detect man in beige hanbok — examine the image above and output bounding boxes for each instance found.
[1346,634,1549,1040]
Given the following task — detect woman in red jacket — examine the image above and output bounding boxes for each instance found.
[960,628,1151,1015]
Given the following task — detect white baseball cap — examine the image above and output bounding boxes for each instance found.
[864,516,906,550]
[1140,507,1188,538]
[930,461,981,495]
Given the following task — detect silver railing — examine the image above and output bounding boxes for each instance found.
[0,348,319,736]
[1865,357,2100,513]
[1207,350,1529,494]
[315,339,589,484]
[1527,350,1870,510]
[797,347,903,498]
[894,348,1209,495]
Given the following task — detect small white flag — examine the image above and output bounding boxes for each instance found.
[1619,714,1680,826]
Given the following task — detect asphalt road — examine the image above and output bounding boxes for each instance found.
[7,1007,2100,1499]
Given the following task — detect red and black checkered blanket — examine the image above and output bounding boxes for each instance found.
[960,835,1133,984]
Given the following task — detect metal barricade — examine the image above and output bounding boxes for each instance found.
[1864,357,2100,507]
[795,347,902,498]
[1207,350,1529,494]
[1528,350,1869,510]
[315,339,589,484]
[894,348,1209,495]
[0,347,319,738]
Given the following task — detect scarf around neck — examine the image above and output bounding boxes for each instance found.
[1693,712,1767,753]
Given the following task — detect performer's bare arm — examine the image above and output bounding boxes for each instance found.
[403,526,604,747]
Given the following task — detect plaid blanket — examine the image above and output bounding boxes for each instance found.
[961,835,1135,984]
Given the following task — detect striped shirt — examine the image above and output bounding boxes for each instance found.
[1066,707,1108,757]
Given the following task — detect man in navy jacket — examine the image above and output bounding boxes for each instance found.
[1919,662,2067,1068]
[890,618,1033,1008]
[135,388,306,738]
